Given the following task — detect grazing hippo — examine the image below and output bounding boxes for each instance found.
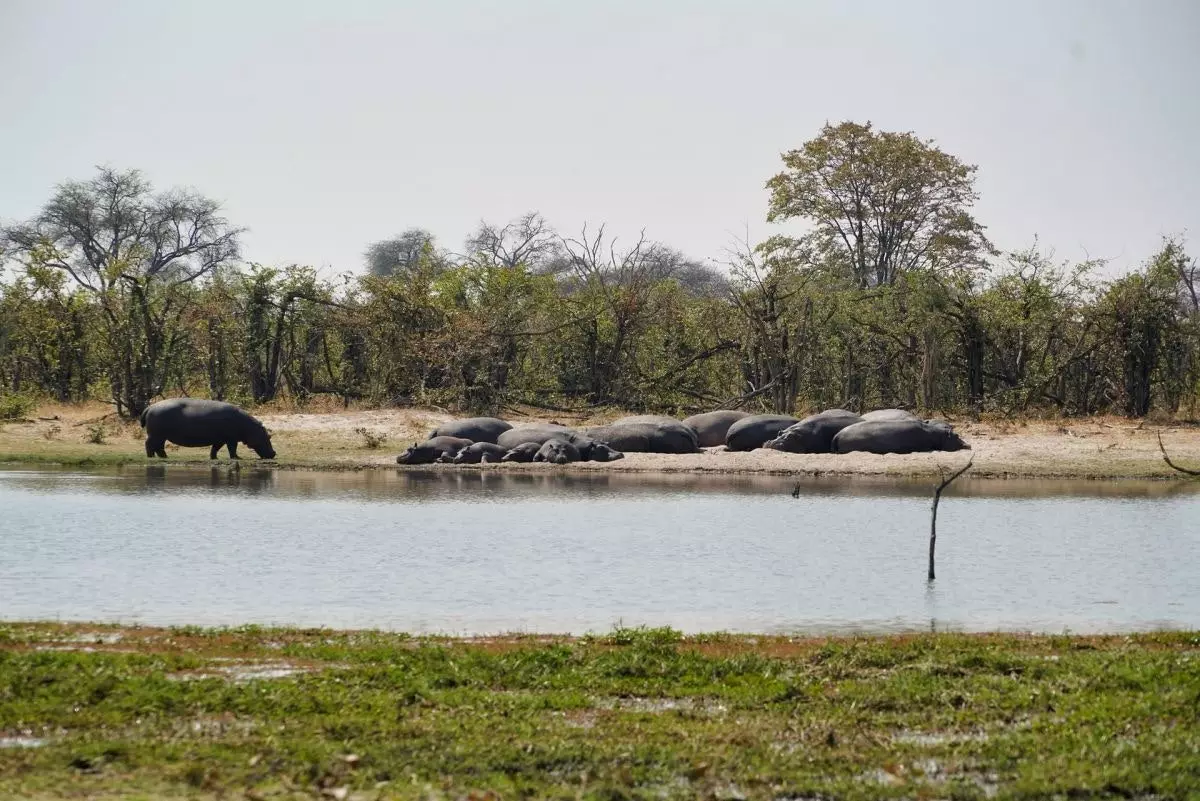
[724,414,801,452]
[497,424,578,450]
[451,442,510,464]
[832,420,969,455]
[396,436,472,465]
[765,409,863,453]
[501,442,542,462]
[583,422,698,454]
[139,398,276,460]
[534,439,581,464]
[428,417,512,444]
[860,409,919,422]
[682,410,749,447]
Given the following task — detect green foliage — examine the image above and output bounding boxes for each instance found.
[0,392,35,420]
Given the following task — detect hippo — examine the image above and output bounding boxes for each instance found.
[497,424,578,450]
[139,398,276,460]
[534,439,581,464]
[583,422,698,454]
[860,409,919,422]
[578,440,625,462]
[428,417,512,444]
[765,409,863,453]
[451,441,510,464]
[724,414,801,452]
[501,442,542,462]
[832,420,969,454]
[396,436,472,465]
[681,410,749,447]
[610,415,685,427]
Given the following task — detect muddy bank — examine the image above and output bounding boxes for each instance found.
[3,401,1199,479]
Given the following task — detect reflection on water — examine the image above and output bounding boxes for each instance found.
[1,465,1198,635]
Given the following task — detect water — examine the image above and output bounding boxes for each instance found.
[2,465,1198,635]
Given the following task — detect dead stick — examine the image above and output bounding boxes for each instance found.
[929,454,974,581]
[1157,432,1200,477]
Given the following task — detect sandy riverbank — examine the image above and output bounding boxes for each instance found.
[3,400,1199,479]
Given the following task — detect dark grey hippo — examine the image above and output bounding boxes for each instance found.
[534,439,580,464]
[429,417,512,444]
[451,442,509,464]
[583,422,698,454]
[681,410,749,447]
[832,420,969,454]
[396,436,472,465]
[860,409,919,422]
[765,409,863,453]
[139,398,276,460]
[724,414,801,452]
[496,424,578,450]
[501,442,542,463]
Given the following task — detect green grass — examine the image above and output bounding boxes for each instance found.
[1,623,1198,800]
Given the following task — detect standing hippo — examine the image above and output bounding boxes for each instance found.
[682,410,749,447]
[724,414,801,452]
[140,398,276,460]
[832,420,969,454]
[396,436,472,465]
[428,417,512,444]
[501,442,542,462]
[534,439,581,464]
[583,422,698,454]
[860,409,919,422]
[451,442,510,464]
[765,409,863,453]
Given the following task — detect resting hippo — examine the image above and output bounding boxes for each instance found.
[140,398,276,460]
[501,442,542,462]
[724,414,801,452]
[396,436,472,465]
[611,415,685,427]
[765,409,863,453]
[860,409,919,422]
[497,424,578,450]
[451,441,509,464]
[583,422,698,454]
[429,417,512,444]
[534,439,580,464]
[832,420,969,454]
[682,410,749,447]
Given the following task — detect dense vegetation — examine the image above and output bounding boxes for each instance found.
[2,121,1197,420]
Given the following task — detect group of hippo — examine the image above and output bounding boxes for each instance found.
[396,408,968,466]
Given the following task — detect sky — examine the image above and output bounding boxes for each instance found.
[2,0,1198,280]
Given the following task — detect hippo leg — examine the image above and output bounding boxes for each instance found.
[146,436,166,458]
[226,441,240,459]
[155,446,167,458]
[209,444,222,460]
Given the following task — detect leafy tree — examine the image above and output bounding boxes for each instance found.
[364,227,448,278]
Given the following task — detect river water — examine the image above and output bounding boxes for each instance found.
[2,465,1198,635]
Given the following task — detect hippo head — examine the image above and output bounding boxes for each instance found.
[925,421,969,451]
[397,442,437,465]
[764,425,809,452]
[577,438,624,463]
[247,425,276,459]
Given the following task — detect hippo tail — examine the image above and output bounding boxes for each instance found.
[138,407,149,428]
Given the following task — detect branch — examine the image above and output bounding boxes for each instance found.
[1157,433,1200,477]
[929,453,974,581]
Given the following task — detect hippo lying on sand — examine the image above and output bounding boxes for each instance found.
[534,439,580,464]
[498,425,623,462]
[724,414,800,452]
[682,410,749,447]
[584,422,698,454]
[450,442,509,464]
[501,442,542,462]
[765,409,862,453]
[140,398,276,460]
[832,420,969,454]
[429,417,512,443]
[397,436,472,465]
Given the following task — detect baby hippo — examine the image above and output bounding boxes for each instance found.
[501,442,542,463]
[451,441,509,464]
[396,436,472,465]
[534,438,580,465]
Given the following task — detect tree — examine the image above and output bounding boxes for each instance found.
[463,212,561,272]
[766,120,993,288]
[1,166,242,417]
[364,228,448,277]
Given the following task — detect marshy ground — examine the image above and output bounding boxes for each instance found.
[3,400,1200,479]
[0,622,1197,800]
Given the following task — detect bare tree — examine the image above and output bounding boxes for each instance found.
[2,166,242,416]
[464,212,560,271]
[928,455,975,580]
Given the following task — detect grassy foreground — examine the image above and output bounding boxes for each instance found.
[1,624,1198,800]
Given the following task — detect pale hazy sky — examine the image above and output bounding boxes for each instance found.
[2,0,1198,278]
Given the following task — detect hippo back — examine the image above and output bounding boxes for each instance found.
[832,420,967,454]
[583,422,698,454]
[497,424,579,450]
[725,414,801,452]
[681,410,749,447]
[429,417,512,444]
[860,409,919,422]
[610,414,685,428]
